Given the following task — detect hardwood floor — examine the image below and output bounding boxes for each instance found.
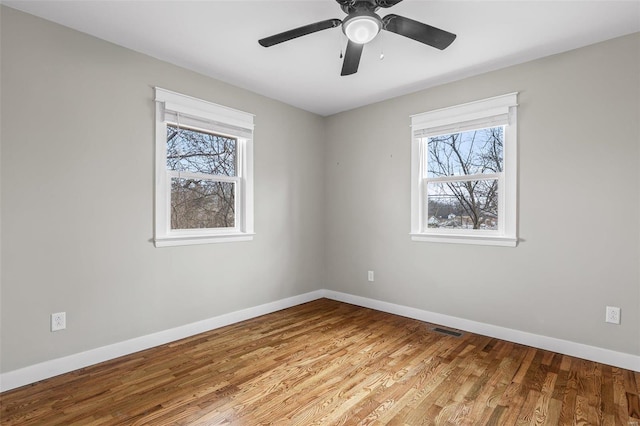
[1,298,639,425]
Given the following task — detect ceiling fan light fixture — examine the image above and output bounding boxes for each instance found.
[343,13,382,44]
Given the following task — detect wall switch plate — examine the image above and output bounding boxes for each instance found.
[367,271,374,282]
[605,306,620,324]
[51,312,66,331]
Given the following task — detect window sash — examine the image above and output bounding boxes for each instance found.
[165,164,243,235]
[166,123,239,179]
[422,175,504,234]
[168,176,239,234]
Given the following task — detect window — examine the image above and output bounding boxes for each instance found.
[410,93,518,246]
[154,88,254,247]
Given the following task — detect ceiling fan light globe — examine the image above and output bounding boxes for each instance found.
[343,15,381,44]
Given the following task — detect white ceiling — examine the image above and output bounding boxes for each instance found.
[4,0,640,116]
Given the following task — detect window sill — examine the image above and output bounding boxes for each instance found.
[410,233,518,247]
[155,233,255,247]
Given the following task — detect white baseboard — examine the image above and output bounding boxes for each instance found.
[0,290,325,392]
[322,290,640,372]
[2,289,638,392]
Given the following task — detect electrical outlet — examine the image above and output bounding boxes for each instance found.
[51,312,66,331]
[605,306,620,324]
[367,271,374,282]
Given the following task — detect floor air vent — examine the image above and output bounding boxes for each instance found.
[433,327,463,337]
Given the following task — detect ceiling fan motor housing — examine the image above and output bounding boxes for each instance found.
[337,0,380,14]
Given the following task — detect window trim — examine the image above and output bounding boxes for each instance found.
[154,87,255,247]
[410,93,518,247]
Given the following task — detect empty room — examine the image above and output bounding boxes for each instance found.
[1,0,639,424]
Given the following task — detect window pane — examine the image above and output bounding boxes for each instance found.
[171,178,235,229]
[426,180,498,230]
[427,126,503,178]
[167,125,236,176]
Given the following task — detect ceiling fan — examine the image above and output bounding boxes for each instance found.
[258,0,456,76]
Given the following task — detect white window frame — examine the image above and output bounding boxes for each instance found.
[410,93,518,247]
[154,87,254,247]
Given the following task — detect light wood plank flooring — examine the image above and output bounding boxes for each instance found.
[1,298,639,425]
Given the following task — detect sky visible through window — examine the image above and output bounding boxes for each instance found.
[427,126,503,178]
[166,124,236,176]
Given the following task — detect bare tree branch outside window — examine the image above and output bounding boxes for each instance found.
[166,125,237,229]
[426,127,503,230]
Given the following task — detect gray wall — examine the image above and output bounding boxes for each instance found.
[1,6,639,375]
[0,7,326,372]
[324,33,640,356]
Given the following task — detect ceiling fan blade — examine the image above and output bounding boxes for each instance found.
[341,40,364,76]
[382,14,456,50]
[376,0,404,7]
[259,19,342,47]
